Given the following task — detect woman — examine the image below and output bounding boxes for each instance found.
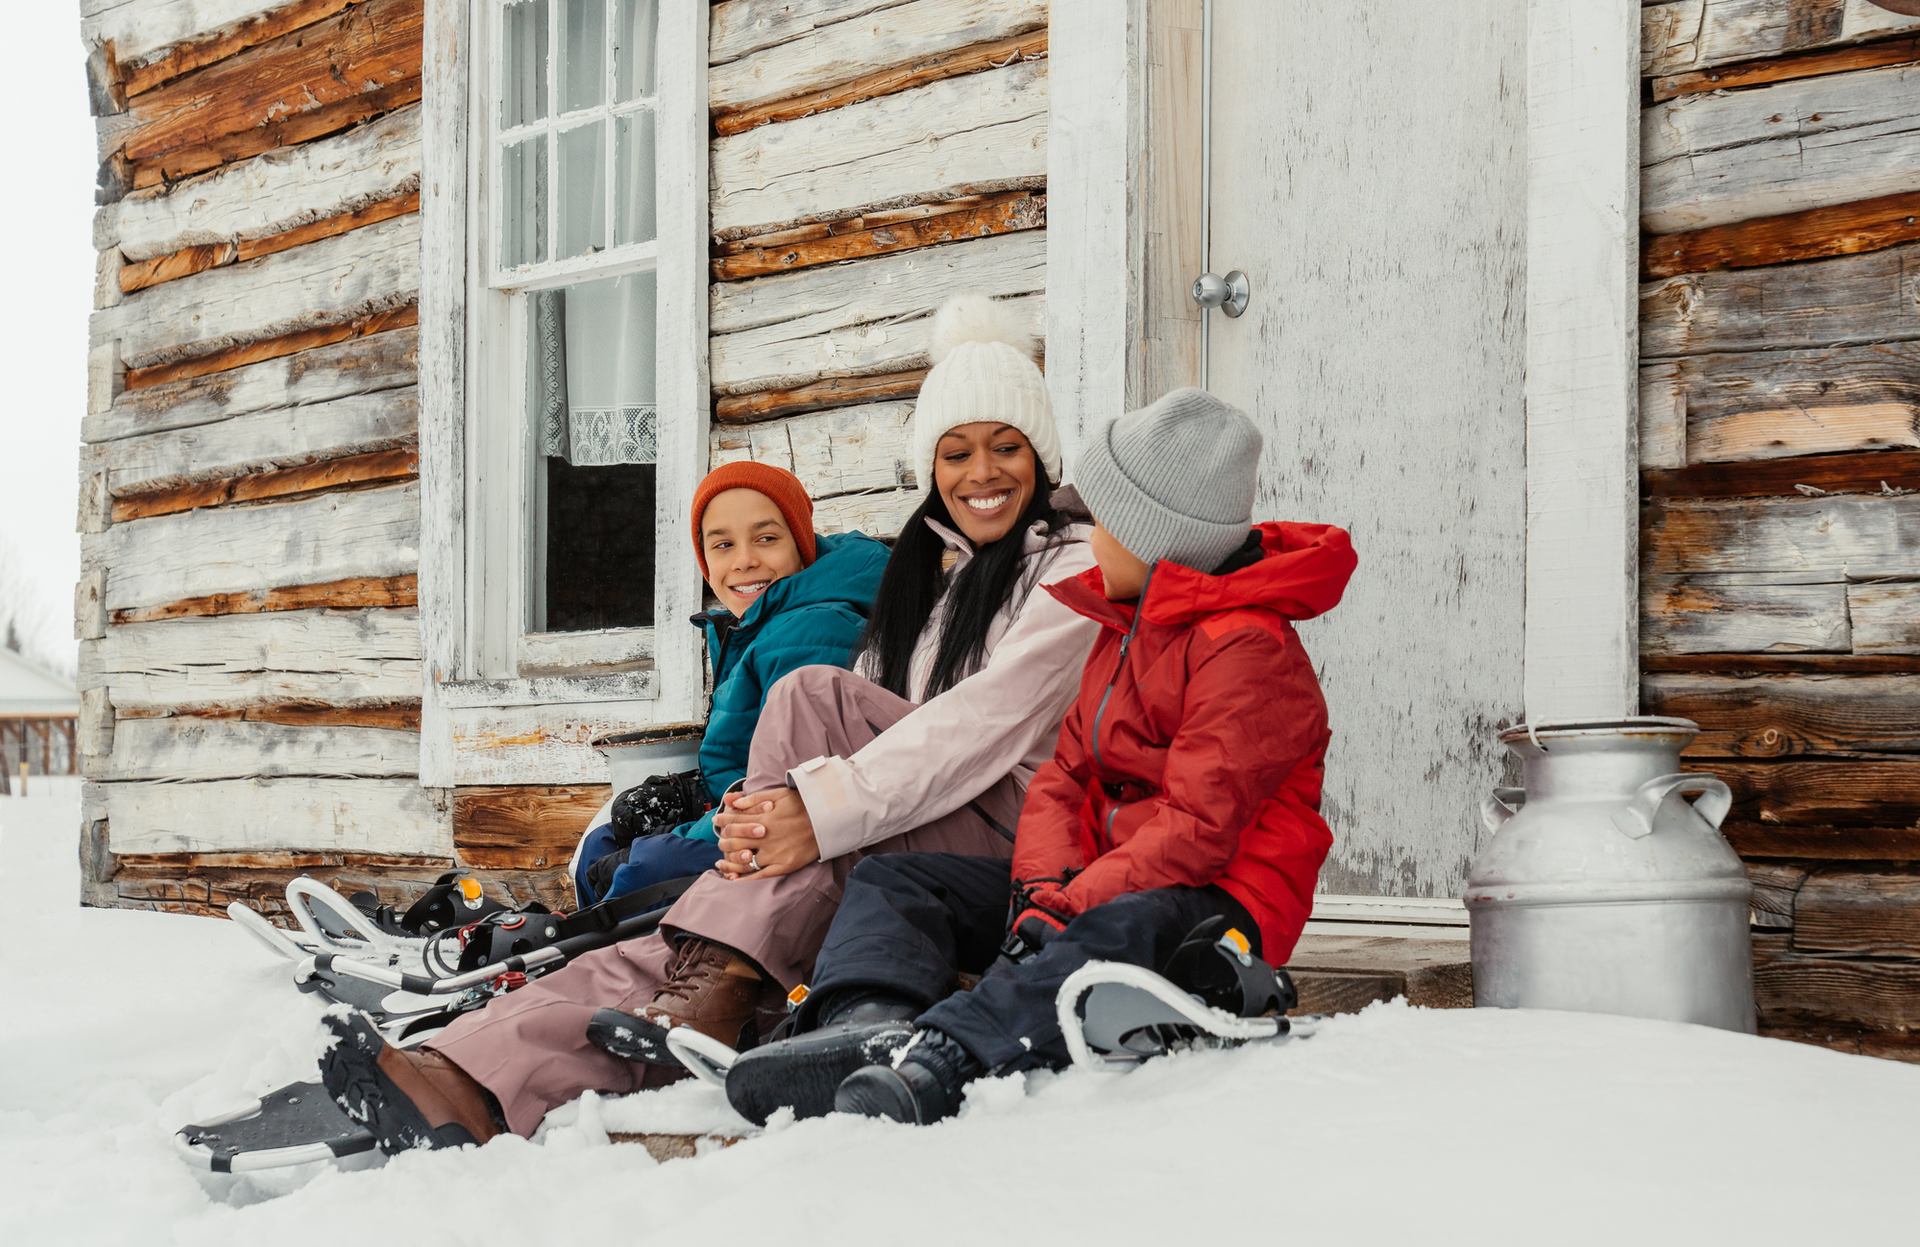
[318,294,1104,1153]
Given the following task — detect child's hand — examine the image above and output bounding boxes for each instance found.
[714,787,820,880]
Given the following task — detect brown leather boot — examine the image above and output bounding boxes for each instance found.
[321,1014,503,1153]
[637,937,781,1051]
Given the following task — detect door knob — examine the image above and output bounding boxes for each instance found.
[1191,270,1249,318]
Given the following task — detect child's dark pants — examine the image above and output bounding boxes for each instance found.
[804,851,1259,1072]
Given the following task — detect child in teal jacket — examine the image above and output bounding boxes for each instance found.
[576,463,888,904]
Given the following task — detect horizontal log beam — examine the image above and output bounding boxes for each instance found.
[1643,493,1920,577]
[1714,758,1920,826]
[1642,0,1920,79]
[110,446,419,521]
[711,58,1046,238]
[119,190,418,293]
[1644,672,1920,758]
[110,573,417,625]
[714,30,1048,137]
[1640,243,1920,360]
[123,303,418,391]
[1725,822,1920,860]
[1641,342,1920,466]
[1651,31,1920,102]
[100,775,447,855]
[713,369,927,424]
[1753,942,1920,1030]
[123,0,421,177]
[94,322,416,443]
[1641,449,1920,497]
[1641,60,1920,233]
[1643,653,1920,675]
[1640,575,1850,655]
[452,785,610,872]
[116,700,421,729]
[1792,869,1920,957]
[92,716,418,781]
[120,0,371,97]
[711,192,1046,281]
[1643,190,1920,280]
[134,77,419,191]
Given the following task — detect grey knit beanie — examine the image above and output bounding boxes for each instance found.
[1071,387,1263,571]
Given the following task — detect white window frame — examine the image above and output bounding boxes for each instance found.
[419,0,708,786]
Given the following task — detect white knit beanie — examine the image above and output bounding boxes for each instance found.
[911,295,1061,482]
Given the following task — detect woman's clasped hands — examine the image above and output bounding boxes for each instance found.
[714,787,821,880]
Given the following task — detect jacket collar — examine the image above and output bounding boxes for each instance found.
[1046,522,1356,631]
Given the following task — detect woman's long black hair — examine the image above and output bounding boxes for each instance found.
[855,467,1081,700]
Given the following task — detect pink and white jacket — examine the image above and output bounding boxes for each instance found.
[791,517,1099,859]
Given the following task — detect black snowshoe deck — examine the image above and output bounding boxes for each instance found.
[175,1080,376,1173]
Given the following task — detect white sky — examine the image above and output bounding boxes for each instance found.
[0,9,99,672]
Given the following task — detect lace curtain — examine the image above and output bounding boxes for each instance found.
[532,272,659,467]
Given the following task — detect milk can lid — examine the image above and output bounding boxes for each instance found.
[1497,716,1698,745]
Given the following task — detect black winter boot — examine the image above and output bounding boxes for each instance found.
[833,1028,982,1125]
[724,990,920,1126]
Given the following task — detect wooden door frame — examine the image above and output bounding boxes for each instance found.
[1048,0,1641,920]
[1050,0,1640,723]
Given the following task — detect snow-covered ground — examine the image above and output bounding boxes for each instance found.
[4,791,1917,1246]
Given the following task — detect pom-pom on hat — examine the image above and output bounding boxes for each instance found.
[690,461,817,577]
[911,294,1061,482]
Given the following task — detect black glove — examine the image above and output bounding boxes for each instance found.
[609,769,709,847]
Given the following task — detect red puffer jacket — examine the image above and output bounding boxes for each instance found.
[1010,522,1356,963]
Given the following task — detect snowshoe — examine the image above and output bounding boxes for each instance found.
[1058,919,1315,1072]
[175,1080,377,1173]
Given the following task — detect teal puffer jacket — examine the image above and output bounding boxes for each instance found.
[675,529,890,843]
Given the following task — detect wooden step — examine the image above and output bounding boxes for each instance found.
[1285,934,1474,1015]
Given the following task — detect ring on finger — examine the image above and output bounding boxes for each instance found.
[748,851,762,872]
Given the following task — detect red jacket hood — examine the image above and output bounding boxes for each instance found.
[1052,522,1357,629]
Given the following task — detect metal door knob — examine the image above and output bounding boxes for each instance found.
[1191,270,1250,318]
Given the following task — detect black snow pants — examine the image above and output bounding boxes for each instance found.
[801,852,1258,1073]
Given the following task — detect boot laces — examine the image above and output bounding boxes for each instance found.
[652,938,729,1013]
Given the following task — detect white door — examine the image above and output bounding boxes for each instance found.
[1200,0,1530,899]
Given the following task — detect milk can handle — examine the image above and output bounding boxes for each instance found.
[1480,787,1526,834]
[1611,773,1733,841]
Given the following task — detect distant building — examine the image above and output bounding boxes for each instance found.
[0,647,79,789]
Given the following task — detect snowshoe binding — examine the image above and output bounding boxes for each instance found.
[1059,916,1313,1072]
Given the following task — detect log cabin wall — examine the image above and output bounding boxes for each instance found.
[1639,0,1920,1058]
[77,0,456,918]
[702,0,1049,534]
[74,0,1051,917]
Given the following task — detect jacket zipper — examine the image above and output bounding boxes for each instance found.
[1089,568,1152,854]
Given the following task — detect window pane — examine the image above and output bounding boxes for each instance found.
[613,0,659,101]
[556,121,607,258]
[527,272,659,631]
[557,0,606,114]
[500,0,549,128]
[614,111,656,246]
[499,134,548,268]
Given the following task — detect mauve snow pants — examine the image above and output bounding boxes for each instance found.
[428,665,1020,1135]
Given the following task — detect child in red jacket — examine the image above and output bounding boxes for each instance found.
[724,388,1356,1126]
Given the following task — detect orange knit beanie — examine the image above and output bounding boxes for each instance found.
[690,461,817,577]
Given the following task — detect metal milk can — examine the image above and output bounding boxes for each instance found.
[1464,717,1755,1033]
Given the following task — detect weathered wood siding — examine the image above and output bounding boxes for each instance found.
[1637,0,1920,1060]
[706,0,1049,535]
[75,0,473,915]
